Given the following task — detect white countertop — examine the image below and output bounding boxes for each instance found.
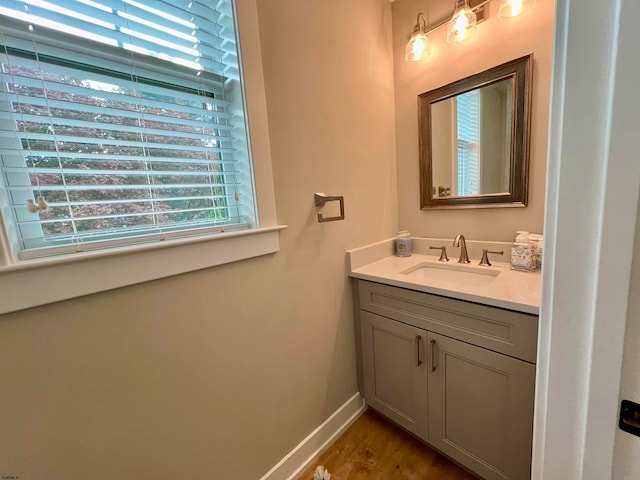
[347,239,541,315]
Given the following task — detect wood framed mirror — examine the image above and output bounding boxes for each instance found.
[419,54,532,209]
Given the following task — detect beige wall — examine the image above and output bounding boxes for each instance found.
[0,1,398,479]
[431,99,454,195]
[480,83,510,194]
[393,0,555,241]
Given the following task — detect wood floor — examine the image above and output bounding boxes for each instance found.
[298,409,479,480]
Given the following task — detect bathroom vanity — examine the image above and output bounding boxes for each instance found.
[348,239,541,480]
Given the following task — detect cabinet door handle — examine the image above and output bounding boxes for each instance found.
[415,335,422,366]
[430,339,437,372]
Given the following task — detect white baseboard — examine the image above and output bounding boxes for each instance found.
[258,392,366,480]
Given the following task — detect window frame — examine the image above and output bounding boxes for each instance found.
[0,0,284,314]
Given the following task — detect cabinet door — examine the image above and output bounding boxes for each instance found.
[361,311,428,441]
[427,332,535,480]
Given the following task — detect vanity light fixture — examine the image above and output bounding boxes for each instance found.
[498,0,536,17]
[447,0,477,43]
[405,12,430,62]
[405,0,535,63]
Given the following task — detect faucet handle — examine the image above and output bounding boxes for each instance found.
[479,249,504,266]
[430,246,450,262]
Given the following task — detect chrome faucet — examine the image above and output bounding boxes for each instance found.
[453,234,470,264]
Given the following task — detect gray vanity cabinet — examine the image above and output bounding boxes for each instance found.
[360,310,428,441]
[356,280,538,480]
[427,331,535,480]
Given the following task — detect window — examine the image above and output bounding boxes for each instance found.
[0,0,281,314]
[0,0,256,260]
[456,89,480,196]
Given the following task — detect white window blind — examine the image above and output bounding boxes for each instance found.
[0,0,255,260]
[456,89,480,196]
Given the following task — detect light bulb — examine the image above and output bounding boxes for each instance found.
[447,2,477,43]
[405,13,430,63]
[406,32,429,62]
[499,0,535,18]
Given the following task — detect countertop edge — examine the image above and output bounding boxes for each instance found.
[350,271,540,315]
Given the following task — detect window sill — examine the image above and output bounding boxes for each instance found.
[0,225,287,314]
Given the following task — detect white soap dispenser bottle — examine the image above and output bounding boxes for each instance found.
[515,231,529,245]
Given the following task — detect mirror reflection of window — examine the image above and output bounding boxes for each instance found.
[430,78,513,199]
[455,90,481,196]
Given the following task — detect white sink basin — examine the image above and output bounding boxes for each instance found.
[401,262,500,287]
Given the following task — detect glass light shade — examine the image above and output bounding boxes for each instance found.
[447,3,477,43]
[498,0,536,17]
[405,28,430,62]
